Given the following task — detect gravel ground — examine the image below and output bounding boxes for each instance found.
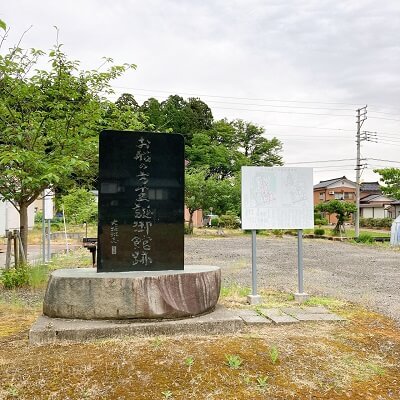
[184,235,400,323]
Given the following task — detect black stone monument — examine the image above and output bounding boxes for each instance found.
[97,131,184,272]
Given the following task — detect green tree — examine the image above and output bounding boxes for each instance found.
[139,95,213,143]
[115,92,139,111]
[374,168,400,199]
[186,119,283,179]
[61,188,97,224]
[185,169,214,233]
[231,119,283,166]
[315,200,357,234]
[0,31,141,252]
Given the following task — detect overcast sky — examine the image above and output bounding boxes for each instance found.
[2,0,400,184]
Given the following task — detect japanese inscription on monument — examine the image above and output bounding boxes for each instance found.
[97,131,184,272]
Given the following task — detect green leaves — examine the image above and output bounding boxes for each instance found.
[0,19,6,31]
[374,168,400,200]
[0,36,143,252]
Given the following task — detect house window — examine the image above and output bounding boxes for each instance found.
[334,193,344,200]
[344,192,354,200]
[319,192,324,200]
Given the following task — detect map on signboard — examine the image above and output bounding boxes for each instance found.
[241,167,314,229]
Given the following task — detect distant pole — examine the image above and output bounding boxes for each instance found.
[47,219,51,262]
[42,191,46,263]
[355,105,367,238]
[62,205,69,253]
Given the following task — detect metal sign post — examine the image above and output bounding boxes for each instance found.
[242,167,314,305]
[297,229,304,293]
[247,229,262,304]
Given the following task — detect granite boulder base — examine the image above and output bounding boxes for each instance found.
[43,266,221,319]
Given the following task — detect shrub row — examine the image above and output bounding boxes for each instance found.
[360,218,392,229]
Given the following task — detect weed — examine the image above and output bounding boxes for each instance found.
[161,390,173,399]
[0,265,29,289]
[152,337,163,348]
[354,233,374,243]
[6,386,19,397]
[256,375,269,389]
[28,264,49,288]
[220,283,251,298]
[225,354,243,369]
[184,356,194,368]
[365,363,385,376]
[240,373,251,385]
[304,296,347,309]
[269,346,279,365]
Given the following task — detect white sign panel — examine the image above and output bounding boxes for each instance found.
[44,189,54,220]
[241,167,314,229]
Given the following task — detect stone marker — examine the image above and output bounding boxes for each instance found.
[97,131,184,272]
[36,130,221,331]
[43,266,221,319]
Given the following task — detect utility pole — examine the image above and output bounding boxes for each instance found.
[355,105,367,238]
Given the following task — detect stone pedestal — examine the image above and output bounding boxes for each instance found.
[43,265,221,320]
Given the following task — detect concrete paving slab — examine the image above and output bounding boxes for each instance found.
[258,308,299,324]
[293,313,346,322]
[281,306,330,315]
[235,310,271,325]
[29,305,244,345]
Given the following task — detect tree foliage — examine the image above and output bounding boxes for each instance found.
[374,168,400,200]
[315,200,356,234]
[186,119,283,179]
[0,31,142,251]
[61,188,97,224]
[139,95,213,144]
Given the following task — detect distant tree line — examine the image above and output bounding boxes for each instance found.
[115,93,283,232]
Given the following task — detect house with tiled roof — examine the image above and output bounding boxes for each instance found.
[313,176,398,223]
[360,194,395,219]
[313,176,356,224]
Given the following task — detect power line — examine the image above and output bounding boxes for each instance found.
[207,106,355,118]
[110,88,356,112]
[285,158,357,165]
[369,115,400,122]
[368,158,400,164]
[111,86,364,107]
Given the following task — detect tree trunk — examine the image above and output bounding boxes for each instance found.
[188,211,194,235]
[19,202,29,257]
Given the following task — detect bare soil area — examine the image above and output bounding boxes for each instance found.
[185,235,400,324]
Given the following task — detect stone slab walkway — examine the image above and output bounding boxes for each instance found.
[29,305,346,345]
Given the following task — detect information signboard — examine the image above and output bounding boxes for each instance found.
[241,167,314,230]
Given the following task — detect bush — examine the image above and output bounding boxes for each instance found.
[210,217,220,227]
[315,218,328,226]
[0,265,29,289]
[219,213,240,229]
[184,224,191,235]
[271,229,283,237]
[34,211,43,224]
[360,217,392,229]
[355,233,374,243]
[314,228,325,236]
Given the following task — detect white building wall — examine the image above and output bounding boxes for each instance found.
[0,199,35,235]
[362,208,373,218]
